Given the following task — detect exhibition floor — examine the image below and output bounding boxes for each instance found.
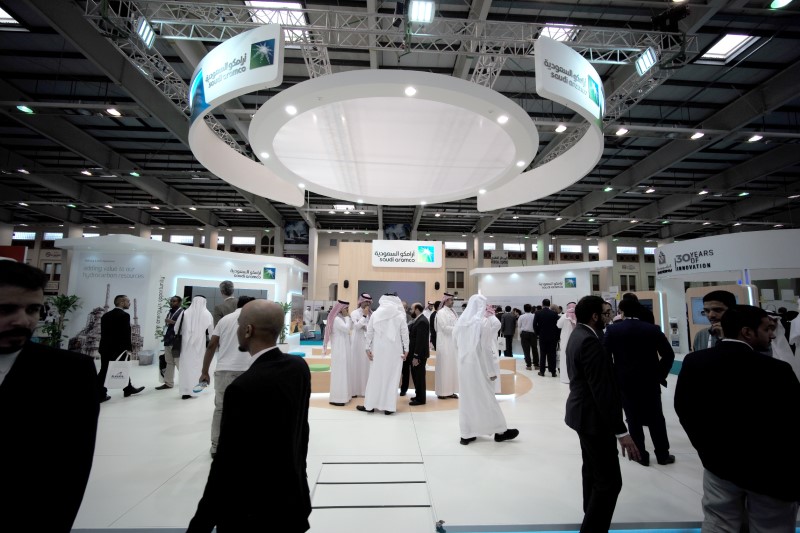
[73,351,710,532]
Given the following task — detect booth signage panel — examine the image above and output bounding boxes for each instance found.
[371,240,442,268]
[656,229,800,279]
[490,251,509,267]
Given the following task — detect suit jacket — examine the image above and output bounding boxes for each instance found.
[213,297,237,326]
[564,324,627,437]
[409,315,430,361]
[429,310,438,346]
[533,308,560,343]
[189,347,312,532]
[99,307,131,360]
[0,342,99,532]
[675,340,800,502]
[500,312,517,336]
[604,318,675,394]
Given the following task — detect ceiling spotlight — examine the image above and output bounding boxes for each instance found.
[630,219,639,223]
[774,224,784,227]
[662,220,670,224]
[81,170,92,176]
[434,213,441,217]
[588,218,595,222]
[298,183,305,189]
[556,217,563,221]
[615,127,628,136]
[512,215,519,219]
[733,222,742,226]
[771,0,792,8]
[702,222,711,225]
[152,206,160,210]
[16,105,34,114]
[408,0,435,23]
[516,160,525,167]
[357,199,363,203]
[18,202,28,206]
[89,225,97,229]
[17,169,29,174]
[189,206,197,211]
[285,105,297,115]
[698,190,709,195]
[555,124,567,133]
[738,192,749,197]
[129,171,140,177]
[106,108,122,117]
[328,210,335,214]
[67,203,77,208]
[405,86,417,97]
[645,187,656,194]
[789,194,800,199]
[235,208,243,212]
[497,115,509,125]
[260,152,270,159]
[635,47,657,76]
[747,134,763,142]
[159,226,166,230]
[136,17,156,48]
[426,233,431,236]
[359,211,365,215]
[478,189,486,195]
[420,201,427,206]
[104,204,113,209]
[226,228,232,231]
[198,227,204,231]
[344,211,351,215]
[691,132,705,140]
[604,186,613,192]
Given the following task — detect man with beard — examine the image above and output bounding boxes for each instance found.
[692,290,736,351]
[189,300,311,532]
[0,261,99,532]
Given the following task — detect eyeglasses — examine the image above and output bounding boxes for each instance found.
[701,307,726,316]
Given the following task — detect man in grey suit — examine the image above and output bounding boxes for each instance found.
[565,295,640,532]
[212,280,236,326]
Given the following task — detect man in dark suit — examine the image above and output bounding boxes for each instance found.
[676,305,800,531]
[429,300,440,350]
[534,298,560,377]
[0,261,99,532]
[565,295,640,533]
[407,302,430,405]
[98,294,144,401]
[212,279,236,326]
[188,299,311,532]
[500,305,517,357]
[620,293,655,324]
[604,299,675,467]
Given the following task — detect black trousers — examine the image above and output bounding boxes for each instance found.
[577,431,622,533]
[520,331,537,366]
[621,392,670,461]
[503,334,514,357]
[400,357,411,394]
[410,358,427,403]
[539,339,558,374]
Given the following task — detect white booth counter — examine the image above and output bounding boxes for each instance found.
[56,235,307,353]
[656,229,800,358]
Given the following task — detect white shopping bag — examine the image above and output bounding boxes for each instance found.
[104,351,131,389]
[497,336,506,351]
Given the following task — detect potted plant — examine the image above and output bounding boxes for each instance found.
[41,294,81,349]
[276,301,292,350]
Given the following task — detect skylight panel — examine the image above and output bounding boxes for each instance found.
[540,23,578,42]
[700,34,759,63]
[245,1,308,44]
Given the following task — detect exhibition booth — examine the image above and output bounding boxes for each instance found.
[656,229,800,357]
[56,235,307,356]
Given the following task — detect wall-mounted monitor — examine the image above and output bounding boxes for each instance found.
[638,298,654,312]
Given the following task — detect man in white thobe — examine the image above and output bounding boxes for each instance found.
[435,292,459,399]
[357,294,409,415]
[454,294,519,445]
[349,293,373,397]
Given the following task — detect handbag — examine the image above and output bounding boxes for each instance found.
[104,351,131,389]
[172,315,184,357]
[497,336,506,350]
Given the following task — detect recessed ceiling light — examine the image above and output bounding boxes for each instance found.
[733,222,742,226]
[615,127,628,136]
[747,134,763,142]
[17,169,29,174]
[189,206,197,211]
[774,224,784,227]
[588,218,595,222]
[420,201,427,205]
[359,211,365,215]
[129,226,136,229]
[260,152,269,159]
[645,187,656,194]
[434,213,441,217]
[698,190,709,195]
[556,217,563,221]
[462,234,466,237]
[789,194,800,199]
[106,108,122,117]
[81,170,92,176]
[497,115,509,124]
[18,202,28,206]
[662,220,670,224]
[702,222,712,225]
[478,189,486,195]
[603,186,613,192]
[152,206,160,210]
[344,211,351,215]
[490,235,495,238]
[226,228,232,231]
[235,208,243,212]
[516,160,525,167]
[357,199,363,203]
[512,215,519,219]
[555,124,567,133]
[104,204,113,209]
[405,86,417,97]
[630,219,638,223]
[328,210,335,214]
[198,227,204,230]
[89,225,97,229]
[524,235,529,239]
[16,105,34,114]
[691,132,705,140]
[426,233,431,236]
[285,105,297,115]
[738,192,749,197]
[159,226,166,230]
[129,171,140,177]
[67,203,76,208]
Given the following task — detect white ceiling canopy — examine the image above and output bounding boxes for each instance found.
[249,70,539,206]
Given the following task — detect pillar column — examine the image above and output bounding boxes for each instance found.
[193,231,201,247]
[224,231,232,252]
[308,227,318,300]
[536,235,549,265]
[598,236,612,293]
[525,237,533,265]
[0,223,13,246]
[206,227,219,251]
[137,224,152,240]
[254,232,262,255]
[273,227,284,256]
[473,232,485,269]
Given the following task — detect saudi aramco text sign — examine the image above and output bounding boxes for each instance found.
[372,240,443,268]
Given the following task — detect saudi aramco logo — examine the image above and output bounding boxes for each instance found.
[417,246,435,263]
[250,39,275,69]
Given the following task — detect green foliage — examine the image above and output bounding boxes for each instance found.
[42,294,81,348]
[276,301,292,343]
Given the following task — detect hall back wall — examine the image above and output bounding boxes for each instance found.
[337,242,445,305]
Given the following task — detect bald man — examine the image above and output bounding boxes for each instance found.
[188,300,311,532]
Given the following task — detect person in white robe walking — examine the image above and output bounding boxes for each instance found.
[435,292,459,399]
[357,294,409,415]
[324,300,352,406]
[557,302,577,384]
[454,294,519,445]
[175,295,214,400]
[349,293,373,397]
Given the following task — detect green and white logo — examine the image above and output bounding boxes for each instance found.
[417,246,435,263]
[263,267,276,280]
[588,76,600,108]
[250,39,275,69]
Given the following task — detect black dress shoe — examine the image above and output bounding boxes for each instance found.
[551,372,557,377]
[449,393,459,399]
[123,385,145,397]
[100,395,111,403]
[494,428,520,442]
[399,391,407,396]
[356,405,374,413]
[409,399,426,406]
[384,411,394,415]
[182,394,192,400]
[460,437,477,445]
[329,402,345,406]
[437,395,449,399]
[525,366,532,370]
[538,371,545,376]
[657,454,676,465]
[155,384,172,390]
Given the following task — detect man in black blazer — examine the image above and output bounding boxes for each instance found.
[98,294,144,401]
[429,300,440,350]
[565,295,640,533]
[604,299,675,467]
[0,261,99,532]
[676,305,800,531]
[188,299,311,532]
[407,302,430,405]
[534,298,560,376]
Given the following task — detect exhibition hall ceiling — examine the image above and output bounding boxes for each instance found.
[0,0,799,242]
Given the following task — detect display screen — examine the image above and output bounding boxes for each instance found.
[638,298,654,312]
[290,293,304,334]
[691,294,739,325]
[357,280,425,311]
